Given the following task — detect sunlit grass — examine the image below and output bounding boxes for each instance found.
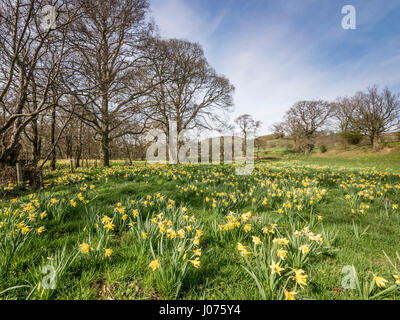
[1,157,400,300]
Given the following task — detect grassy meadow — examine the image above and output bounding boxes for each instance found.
[1,153,400,300]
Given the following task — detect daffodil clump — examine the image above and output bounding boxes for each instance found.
[234,219,327,300]
[172,165,329,217]
[0,195,47,268]
[0,181,29,196]
[28,185,96,224]
[131,204,204,297]
[213,211,269,242]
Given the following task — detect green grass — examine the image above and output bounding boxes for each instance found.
[1,156,400,300]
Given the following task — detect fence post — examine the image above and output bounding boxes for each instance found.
[16,162,23,184]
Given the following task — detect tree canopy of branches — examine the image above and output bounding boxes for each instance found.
[234,114,261,141]
[335,86,400,150]
[271,122,285,139]
[282,100,333,154]
[0,0,78,167]
[234,114,261,157]
[143,38,234,143]
[63,0,155,166]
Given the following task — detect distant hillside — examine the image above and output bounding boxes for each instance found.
[254,132,400,159]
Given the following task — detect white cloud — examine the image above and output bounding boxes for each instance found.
[150,0,231,47]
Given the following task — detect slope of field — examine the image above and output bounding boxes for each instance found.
[255,133,400,169]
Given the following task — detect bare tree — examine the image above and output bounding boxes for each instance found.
[283,100,333,154]
[333,96,363,145]
[337,86,400,150]
[63,0,154,166]
[271,122,285,139]
[234,114,261,158]
[143,38,234,156]
[235,114,261,142]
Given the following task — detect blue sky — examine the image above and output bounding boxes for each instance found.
[149,0,400,134]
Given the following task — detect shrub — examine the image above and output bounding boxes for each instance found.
[340,131,363,145]
[319,145,328,153]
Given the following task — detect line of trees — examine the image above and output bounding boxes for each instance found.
[0,0,234,182]
[272,85,400,154]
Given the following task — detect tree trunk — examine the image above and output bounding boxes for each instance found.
[101,132,110,167]
[372,134,381,151]
[0,144,22,167]
[304,143,314,156]
[31,119,41,167]
[293,137,298,151]
[100,88,110,167]
[75,120,83,168]
[75,152,81,168]
[125,142,132,165]
[66,136,73,160]
[70,158,74,172]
